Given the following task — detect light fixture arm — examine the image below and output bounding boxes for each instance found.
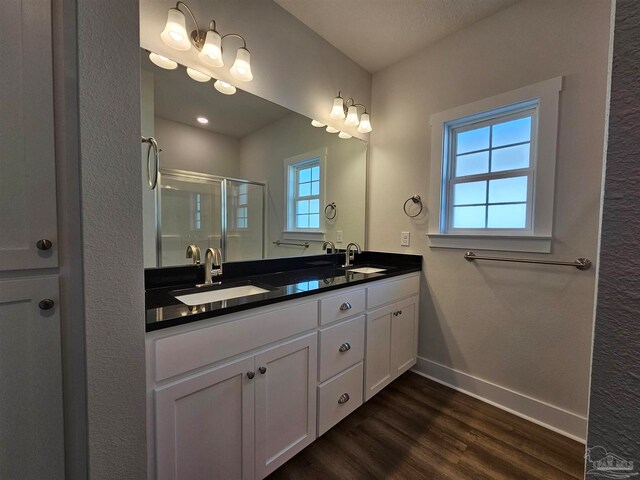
[175,1,202,39]
[353,103,368,114]
[221,33,248,50]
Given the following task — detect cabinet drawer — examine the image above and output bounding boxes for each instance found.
[319,288,365,326]
[319,315,365,382]
[366,274,419,310]
[318,362,364,436]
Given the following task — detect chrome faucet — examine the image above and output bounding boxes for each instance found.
[203,247,223,285]
[322,241,336,254]
[186,244,201,265]
[343,242,361,268]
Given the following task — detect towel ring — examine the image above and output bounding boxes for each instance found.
[403,195,423,217]
[325,202,337,220]
[142,136,159,189]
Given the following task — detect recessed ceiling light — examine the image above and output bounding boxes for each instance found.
[197,116,209,124]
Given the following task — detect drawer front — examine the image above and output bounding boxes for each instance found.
[318,362,364,436]
[320,288,366,326]
[154,301,318,382]
[319,315,365,382]
[366,274,419,310]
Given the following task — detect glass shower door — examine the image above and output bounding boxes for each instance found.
[224,179,265,262]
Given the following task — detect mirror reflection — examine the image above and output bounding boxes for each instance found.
[141,50,367,268]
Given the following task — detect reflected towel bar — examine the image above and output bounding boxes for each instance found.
[273,240,310,248]
[464,251,592,270]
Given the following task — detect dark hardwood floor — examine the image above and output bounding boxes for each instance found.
[268,372,585,480]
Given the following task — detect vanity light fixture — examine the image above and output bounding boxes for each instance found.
[148,52,178,70]
[160,2,254,82]
[311,120,325,127]
[328,91,373,133]
[325,126,340,134]
[338,131,352,139]
[196,116,209,124]
[214,79,237,95]
[186,67,211,82]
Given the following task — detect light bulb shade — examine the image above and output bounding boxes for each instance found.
[338,131,352,139]
[330,97,345,119]
[160,8,191,51]
[230,48,253,82]
[326,126,340,134]
[357,113,372,133]
[311,120,325,127]
[214,79,237,95]
[148,52,177,70]
[198,30,224,67]
[186,67,211,82]
[344,105,359,127]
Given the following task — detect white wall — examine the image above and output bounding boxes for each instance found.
[369,0,611,440]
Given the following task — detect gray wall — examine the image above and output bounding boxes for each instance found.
[586,0,640,468]
[77,1,147,478]
[369,0,612,439]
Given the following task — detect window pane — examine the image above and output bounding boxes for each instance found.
[297,200,308,214]
[309,214,320,228]
[312,166,320,181]
[311,181,319,196]
[456,126,489,154]
[299,168,311,183]
[238,207,247,216]
[456,151,489,177]
[492,116,531,147]
[238,193,248,205]
[453,181,486,206]
[492,144,530,172]
[296,215,309,228]
[487,203,527,228]
[453,206,486,228]
[488,176,528,203]
[309,199,319,214]
[298,182,311,197]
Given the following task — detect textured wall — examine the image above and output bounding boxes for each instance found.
[77,1,147,478]
[586,0,640,468]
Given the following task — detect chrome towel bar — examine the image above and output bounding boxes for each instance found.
[464,251,592,270]
[273,240,310,248]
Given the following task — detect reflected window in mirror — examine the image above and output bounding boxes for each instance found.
[231,183,249,230]
[285,149,327,234]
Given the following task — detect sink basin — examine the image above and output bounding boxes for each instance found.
[347,267,387,274]
[174,284,272,306]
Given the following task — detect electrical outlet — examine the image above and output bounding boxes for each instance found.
[401,231,410,247]
[336,230,343,243]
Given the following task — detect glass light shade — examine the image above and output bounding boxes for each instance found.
[325,126,339,134]
[230,48,253,82]
[338,131,352,139]
[357,113,372,133]
[214,79,236,95]
[311,120,325,127]
[196,116,209,124]
[330,97,345,119]
[148,52,177,70]
[186,68,211,82]
[344,105,359,127]
[160,8,191,51]
[198,30,224,67]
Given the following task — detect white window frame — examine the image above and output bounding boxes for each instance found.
[283,148,327,241]
[427,77,562,253]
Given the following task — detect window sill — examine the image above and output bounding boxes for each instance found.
[426,233,551,253]
[283,231,326,242]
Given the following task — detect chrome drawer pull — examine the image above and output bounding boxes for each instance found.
[338,393,350,405]
[338,342,351,353]
[339,302,352,311]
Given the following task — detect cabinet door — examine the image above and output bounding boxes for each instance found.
[254,333,317,479]
[0,0,58,270]
[391,296,418,377]
[0,277,64,480]
[364,304,394,401]
[155,356,255,480]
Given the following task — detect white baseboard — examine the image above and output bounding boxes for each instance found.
[411,356,587,443]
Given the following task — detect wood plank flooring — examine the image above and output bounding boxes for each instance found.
[268,372,585,480]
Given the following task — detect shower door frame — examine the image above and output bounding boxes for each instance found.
[156,168,267,265]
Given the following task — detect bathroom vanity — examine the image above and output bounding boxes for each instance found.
[145,252,421,479]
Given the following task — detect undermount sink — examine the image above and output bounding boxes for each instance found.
[173,284,272,306]
[347,267,387,274]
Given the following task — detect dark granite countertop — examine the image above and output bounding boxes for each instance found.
[145,251,421,332]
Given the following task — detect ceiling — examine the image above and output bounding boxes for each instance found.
[141,52,292,138]
[274,0,519,73]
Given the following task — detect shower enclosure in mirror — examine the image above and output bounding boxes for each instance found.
[157,170,265,266]
[141,48,367,268]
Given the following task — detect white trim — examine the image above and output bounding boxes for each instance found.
[428,77,562,253]
[412,356,587,443]
[427,233,551,253]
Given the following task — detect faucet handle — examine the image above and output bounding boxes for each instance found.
[186,244,201,264]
